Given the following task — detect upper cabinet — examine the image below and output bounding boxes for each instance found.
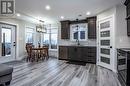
[124,0,130,36]
[87,17,97,39]
[60,20,70,39]
[60,16,97,39]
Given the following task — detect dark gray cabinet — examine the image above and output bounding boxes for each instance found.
[82,47,96,63]
[59,46,97,64]
[87,17,97,39]
[59,46,68,60]
[60,16,97,39]
[125,0,130,36]
[68,46,82,61]
[128,19,130,36]
[60,21,70,39]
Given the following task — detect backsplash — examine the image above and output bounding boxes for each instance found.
[58,39,96,46]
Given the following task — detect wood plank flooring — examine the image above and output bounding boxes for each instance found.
[5,58,121,86]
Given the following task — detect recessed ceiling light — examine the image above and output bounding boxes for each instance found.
[60,16,64,19]
[16,13,21,17]
[45,5,51,10]
[86,12,91,15]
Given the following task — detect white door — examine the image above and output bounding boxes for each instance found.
[98,16,114,70]
[0,23,16,62]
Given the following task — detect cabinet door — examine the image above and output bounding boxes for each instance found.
[61,21,70,39]
[82,47,96,63]
[127,2,130,16]
[68,47,78,60]
[81,47,88,62]
[89,47,96,63]
[77,47,83,61]
[125,1,130,36]
[127,19,130,36]
[59,46,68,60]
[68,47,83,61]
[87,17,97,39]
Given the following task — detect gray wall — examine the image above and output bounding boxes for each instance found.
[0,18,36,61]
[115,4,130,48]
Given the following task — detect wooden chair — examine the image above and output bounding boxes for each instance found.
[33,47,48,62]
[32,49,40,62]
[39,48,46,61]
[42,46,49,60]
[32,47,49,62]
[26,44,49,62]
[26,43,34,62]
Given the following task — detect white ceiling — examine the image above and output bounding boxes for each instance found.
[15,0,125,24]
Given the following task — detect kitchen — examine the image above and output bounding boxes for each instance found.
[0,0,129,86]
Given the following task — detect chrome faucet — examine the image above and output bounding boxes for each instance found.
[75,22,80,45]
[76,39,80,45]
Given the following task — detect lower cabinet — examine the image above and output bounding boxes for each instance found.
[82,47,96,63]
[68,46,82,61]
[59,46,68,60]
[59,46,96,64]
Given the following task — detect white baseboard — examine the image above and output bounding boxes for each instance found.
[16,55,27,60]
[0,55,26,63]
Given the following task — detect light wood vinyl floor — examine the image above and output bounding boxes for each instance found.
[5,58,121,86]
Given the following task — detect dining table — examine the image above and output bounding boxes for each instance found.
[31,46,49,62]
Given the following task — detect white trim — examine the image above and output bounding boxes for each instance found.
[100,54,110,58]
[98,15,115,22]
[100,28,111,32]
[100,37,110,40]
[49,49,58,51]
[113,14,117,72]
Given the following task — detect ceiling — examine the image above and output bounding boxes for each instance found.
[15,0,125,24]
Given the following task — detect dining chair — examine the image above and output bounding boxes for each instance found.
[42,46,49,60]
[26,43,34,62]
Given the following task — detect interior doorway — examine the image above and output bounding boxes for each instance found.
[97,15,115,71]
[0,23,16,63]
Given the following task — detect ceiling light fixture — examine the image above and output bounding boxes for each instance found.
[86,12,91,15]
[36,20,47,33]
[45,5,51,10]
[60,16,64,19]
[16,13,21,17]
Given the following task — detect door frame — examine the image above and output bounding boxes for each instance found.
[97,15,116,72]
[0,21,18,63]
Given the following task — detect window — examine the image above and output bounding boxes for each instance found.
[43,29,50,46]
[43,27,58,50]
[71,23,87,41]
[25,27,34,43]
[51,29,58,49]
[43,34,49,46]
